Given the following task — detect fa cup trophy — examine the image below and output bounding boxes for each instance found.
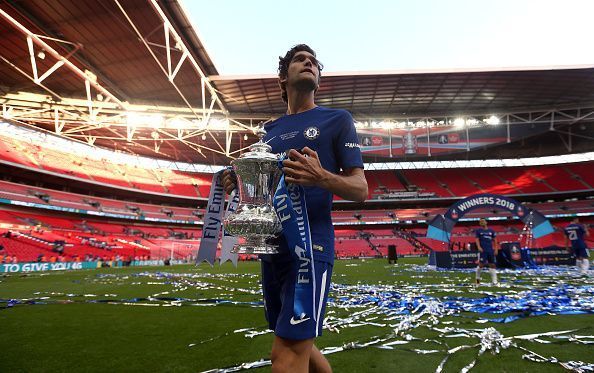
[223,129,282,254]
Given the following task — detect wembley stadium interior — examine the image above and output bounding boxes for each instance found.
[0,0,593,266]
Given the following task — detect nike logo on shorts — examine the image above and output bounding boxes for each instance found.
[289,316,310,325]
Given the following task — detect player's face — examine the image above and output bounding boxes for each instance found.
[285,51,320,92]
[480,219,487,228]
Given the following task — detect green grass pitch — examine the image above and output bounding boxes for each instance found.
[1,258,592,372]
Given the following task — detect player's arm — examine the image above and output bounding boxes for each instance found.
[282,147,368,202]
[475,238,483,252]
[494,237,499,254]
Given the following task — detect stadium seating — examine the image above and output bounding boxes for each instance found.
[429,169,481,196]
[3,132,593,200]
[0,180,201,221]
[335,238,376,258]
[0,205,204,262]
[0,236,55,262]
[0,133,207,198]
[541,165,588,191]
[385,165,593,198]
[565,163,594,188]
[1,130,593,264]
[1,201,591,262]
[401,169,449,196]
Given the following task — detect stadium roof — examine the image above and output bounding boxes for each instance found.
[0,0,221,107]
[212,66,594,119]
[1,1,594,164]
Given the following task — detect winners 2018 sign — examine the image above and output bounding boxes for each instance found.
[426,193,554,242]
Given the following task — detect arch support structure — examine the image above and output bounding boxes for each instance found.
[426,193,554,242]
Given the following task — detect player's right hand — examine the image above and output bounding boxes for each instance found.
[222,169,237,195]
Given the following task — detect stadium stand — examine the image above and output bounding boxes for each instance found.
[401,169,448,197]
[0,204,202,263]
[0,132,206,198]
[1,127,593,264]
[428,169,480,196]
[377,165,594,199]
[2,131,593,200]
[565,163,594,187]
[1,199,592,263]
[0,180,201,221]
[335,237,376,258]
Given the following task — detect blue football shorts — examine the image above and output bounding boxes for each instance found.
[573,246,589,258]
[479,250,496,264]
[261,258,333,340]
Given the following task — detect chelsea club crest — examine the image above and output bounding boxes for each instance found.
[304,126,320,140]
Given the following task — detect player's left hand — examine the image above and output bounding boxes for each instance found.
[282,147,328,187]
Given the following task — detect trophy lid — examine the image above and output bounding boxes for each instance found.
[234,127,277,161]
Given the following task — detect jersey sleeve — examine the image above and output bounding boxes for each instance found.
[475,230,480,238]
[492,229,496,238]
[333,111,364,170]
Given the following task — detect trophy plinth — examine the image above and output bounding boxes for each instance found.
[223,129,282,254]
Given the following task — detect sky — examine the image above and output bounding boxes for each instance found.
[183,0,594,76]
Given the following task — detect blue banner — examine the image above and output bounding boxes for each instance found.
[197,170,227,265]
[220,190,240,266]
[0,261,101,273]
[273,171,317,325]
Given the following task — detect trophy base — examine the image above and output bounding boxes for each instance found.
[231,237,278,254]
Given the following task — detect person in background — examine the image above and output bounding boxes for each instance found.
[564,217,590,276]
[475,218,499,286]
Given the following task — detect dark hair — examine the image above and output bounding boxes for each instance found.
[277,44,323,103]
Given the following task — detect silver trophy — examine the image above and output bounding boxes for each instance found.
[223,129,282,254]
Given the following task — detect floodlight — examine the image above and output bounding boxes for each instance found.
[127,112,163,128]
[486,115,500,125]
[168,118,192,129]
[207,118,229,130]
[453,118,465,128]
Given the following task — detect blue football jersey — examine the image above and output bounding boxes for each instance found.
[564,223,587,249]
[475,228,496,252]
[263,106,364,263]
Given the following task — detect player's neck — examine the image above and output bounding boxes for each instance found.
[286,89,316,115]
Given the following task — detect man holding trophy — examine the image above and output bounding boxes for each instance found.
[222,44,368,373]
